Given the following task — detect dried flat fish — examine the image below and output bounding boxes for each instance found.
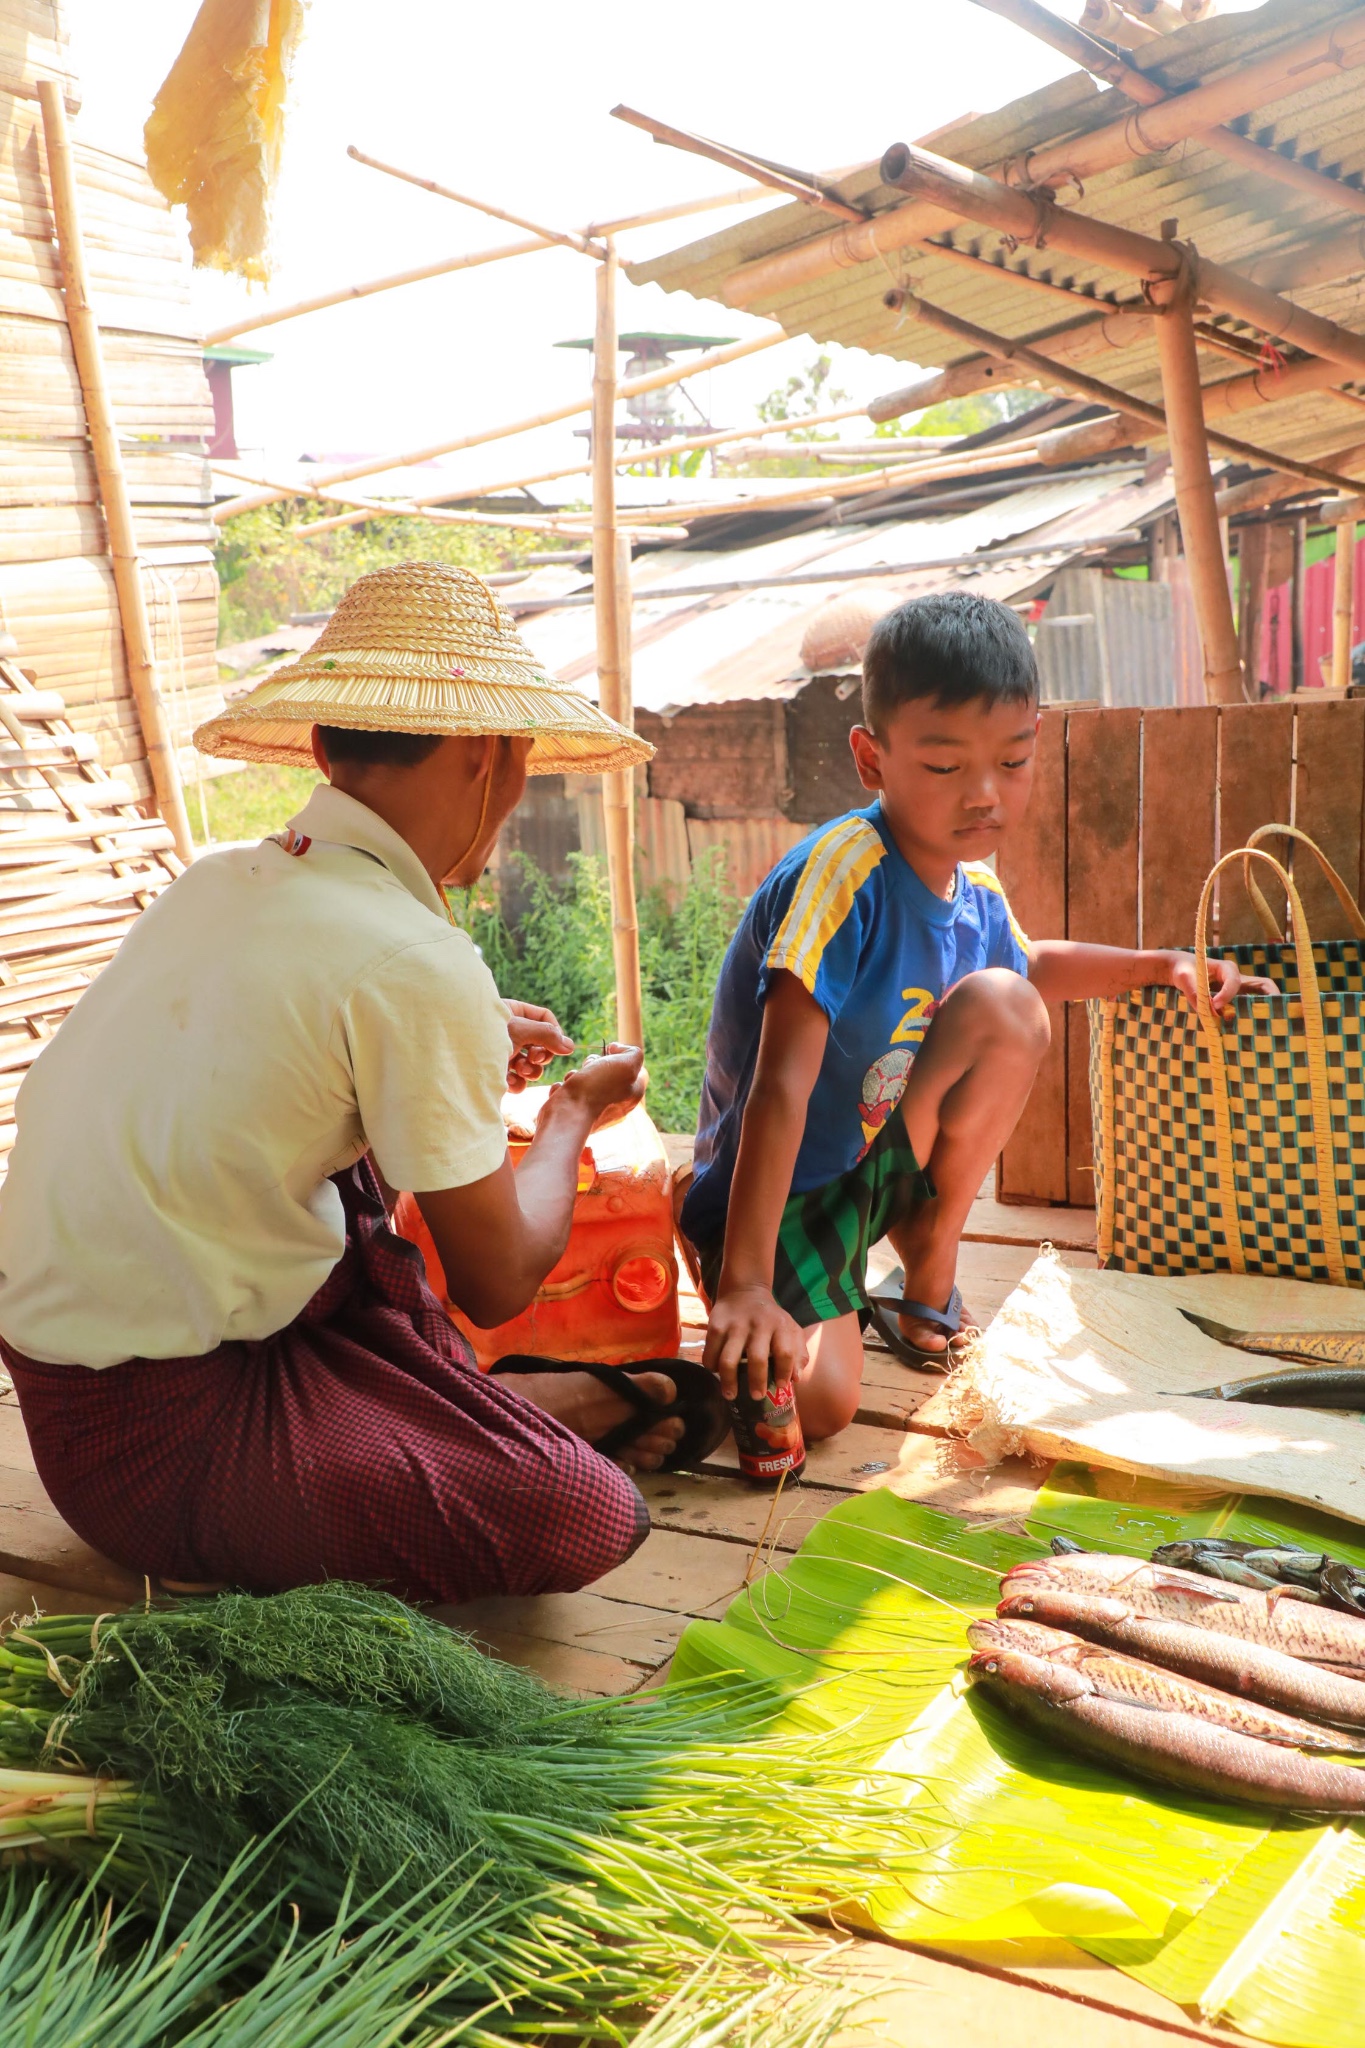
[1180,1309,1365,1368]
[967,1642,1365,1813]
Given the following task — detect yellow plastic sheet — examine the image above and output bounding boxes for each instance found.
[144,0,308,280]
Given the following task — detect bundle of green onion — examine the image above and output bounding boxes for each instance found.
[0,1584,913,2041]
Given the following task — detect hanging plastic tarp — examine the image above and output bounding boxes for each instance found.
[144,0,307,282]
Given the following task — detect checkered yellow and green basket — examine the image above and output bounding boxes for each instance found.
[1090,825,1365,1286]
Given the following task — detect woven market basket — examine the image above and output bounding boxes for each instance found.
[1090,825,1365,1286]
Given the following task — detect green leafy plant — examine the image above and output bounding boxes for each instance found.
[453,847,744,1132]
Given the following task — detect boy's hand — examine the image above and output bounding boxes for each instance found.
[704,1283,809,1402]
[1164,953,1278,1017]
[505,1001,574,1090]
[556,1043,646,1129]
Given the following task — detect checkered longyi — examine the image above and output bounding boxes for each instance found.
[1,1161,649,1604]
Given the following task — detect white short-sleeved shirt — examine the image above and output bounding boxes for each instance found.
[0,784,511,1368]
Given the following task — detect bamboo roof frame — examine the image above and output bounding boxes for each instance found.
[205,180,776,346]
[213,328,787,519]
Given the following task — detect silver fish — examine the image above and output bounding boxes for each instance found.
[1179,1310,1365,1368]
[969,1644,1365,1813]
[969,1616,1365,1753]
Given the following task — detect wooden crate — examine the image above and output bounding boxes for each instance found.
[998,697,1365,1207]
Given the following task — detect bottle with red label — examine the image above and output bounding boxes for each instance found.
[728,1366,806,1482]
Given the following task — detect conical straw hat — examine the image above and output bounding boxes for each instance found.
[193,559,651,776]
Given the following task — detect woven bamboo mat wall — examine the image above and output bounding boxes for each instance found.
[0,7,223,802]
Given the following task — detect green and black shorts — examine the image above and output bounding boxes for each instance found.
[695,1116,934,1328]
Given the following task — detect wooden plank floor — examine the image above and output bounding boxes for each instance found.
[0,1182,1256,2043]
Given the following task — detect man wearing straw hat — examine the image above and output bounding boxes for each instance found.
[0,563,728,1605]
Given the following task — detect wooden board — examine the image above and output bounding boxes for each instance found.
[1292,697,1365,933]
[998,705,1068,1203]
[1217,701,1294,942]
[1141,705,1218,951]
[1066,707,1142,1204]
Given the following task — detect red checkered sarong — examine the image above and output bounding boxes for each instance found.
[0,1161,648,1604]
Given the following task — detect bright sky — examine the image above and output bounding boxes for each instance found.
[65,0,1263,493]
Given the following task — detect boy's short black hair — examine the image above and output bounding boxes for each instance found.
[316,726,445,768]
[861,591,1038,734]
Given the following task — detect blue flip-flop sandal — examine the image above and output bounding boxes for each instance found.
[863,1268,976,1373]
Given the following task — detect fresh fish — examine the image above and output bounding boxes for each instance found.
[967,1643,1365,1813]
[1001,1552,1365,1676]
[996,1586,1365,1731]
[1323,1561,1365,1618]
[1152,1539,1323,1596]
[1180,1310,1365,1368]
[1184,1367,1365,1409]
[967,1617,1365,1753]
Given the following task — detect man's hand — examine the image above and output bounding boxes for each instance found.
[704,1283,808,1401]
[556,1043,647,1130]
[505,1000,574,1091]
[1164,952,1278,1017]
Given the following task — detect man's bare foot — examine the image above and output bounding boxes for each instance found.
[887,1218,969,1357]
[495,1369,684,1471]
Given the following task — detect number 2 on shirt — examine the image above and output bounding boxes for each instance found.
[890,987,936,1048]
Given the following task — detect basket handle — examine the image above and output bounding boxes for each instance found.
[1240,823,1365,944]
[1194,846,1345,1285]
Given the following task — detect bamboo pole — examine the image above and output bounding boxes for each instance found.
[214,327,787,519]
[868,291,1365,495]
[288,402,872,538]
[345,147,607,257]
[875,144,1365,383]
[1291,513,1308,691]
[36,81,192,861]
[592,245,643,1050]
[1149,268,1243,705]
[206,184,774,347]
[1238,522,1269,696]
[1333,511,1358,690]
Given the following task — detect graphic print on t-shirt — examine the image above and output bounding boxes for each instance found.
[681,802,1030,1252]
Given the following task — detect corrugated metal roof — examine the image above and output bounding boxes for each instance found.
[629,0,1365,477]
[516,463,1179,713]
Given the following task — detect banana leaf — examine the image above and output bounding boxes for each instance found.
[670,1478,1365,2045]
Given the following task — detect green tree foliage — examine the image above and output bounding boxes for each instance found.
[871,389,1040,438]
[216,504,575,645]
[754,352,848,431]
[455,849,744,1133]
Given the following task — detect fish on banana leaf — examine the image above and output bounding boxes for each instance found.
[996,1586,1365,1731]
[1179,1309,1365,1368]
[967,1617,1365,1754]
[1001,1552,1365,1676]
[967,1642,1365,1814]
[1151,1538,1327,1595]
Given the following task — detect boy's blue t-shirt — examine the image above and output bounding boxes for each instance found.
[681,800,1029,1249]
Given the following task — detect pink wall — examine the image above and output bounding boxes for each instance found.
[1261,533,1365,692]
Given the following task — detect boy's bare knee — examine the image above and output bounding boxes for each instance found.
[944,968,1049,1056]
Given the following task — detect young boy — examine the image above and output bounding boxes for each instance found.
[684,592,1265,1440]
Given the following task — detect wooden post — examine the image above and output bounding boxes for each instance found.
[1333,513,1358,691]
[1149,270,1244,704]
[592,242,644,1050]
[1291,513,1308,691]
[1238,522,1269,698]
[37,81,193,860]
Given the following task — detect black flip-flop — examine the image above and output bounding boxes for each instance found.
[863,1269,974,1373]
[490,1355,730,1472]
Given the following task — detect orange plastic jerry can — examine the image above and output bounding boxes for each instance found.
[392,1087,681,1366]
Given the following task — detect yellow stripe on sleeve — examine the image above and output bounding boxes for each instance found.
[767,819,885,993]
[963,861,1029,949]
